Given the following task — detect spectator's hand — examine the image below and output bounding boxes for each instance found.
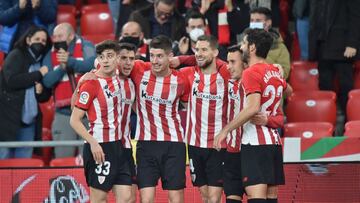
[250,112,268,126]
[169,57,181,68]
[344,47,357,58]
[19,0,27,9]
[35,82,43,94]
[200,0,211,14]
[179,37,190,55]
[56,49,70,64]
[225,0,233,11]
[31,0,40,9]
[39,66,48,76]
[90,141,105,164]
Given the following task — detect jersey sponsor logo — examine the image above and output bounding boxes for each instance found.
[192,89,223,100]
[79,92,90,104]
[141,90,172,104]
[121,98,133,104]
[229,89,240,101]
[105,89,121,99]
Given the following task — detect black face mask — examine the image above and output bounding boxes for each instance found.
[119,36,141,48]
[54,41,68,51]
[30,43,45,58]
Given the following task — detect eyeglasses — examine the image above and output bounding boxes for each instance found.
[156,10,173,18]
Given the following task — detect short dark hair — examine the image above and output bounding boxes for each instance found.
[149,35,172,53]
[155,0,175,6]
[14,25,52,52]
[118,42,136,53]
[250,7,272,20]
[197,35,219,50]
[185,9,206,26]
[243,28,273,58]
[227,45,241,54]
[96,40,121,55]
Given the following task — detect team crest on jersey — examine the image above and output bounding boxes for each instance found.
[216,79,224,89]
[98,176,105,184]
[170,84,177,92]
[79,92,90,104]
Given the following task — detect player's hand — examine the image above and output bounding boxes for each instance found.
[19,0,27,9]
[179,37,190,55]
[169,57,181,68]
[273,64,284,78]
[344,47,357,58]
[250,112,268,126]
[78,72,97,86]
[90,141,105,164]
[214,129,228,151]
[200,0,211,14]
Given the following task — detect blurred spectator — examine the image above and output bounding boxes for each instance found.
[0,0,57,53]
[309,0,360,116]
[129,0,186,41]
[173,10,207,56]
[0,25,52,159]
[119,21,149,61]
[108,0,121,34]
[246,0,280,28]
[248,7,290,79]
[42,23,96,158]
[293,0,310,60]
[226,0,250,43]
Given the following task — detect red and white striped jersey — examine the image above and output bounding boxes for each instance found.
[119,78,135,149]
[241,63,287,145]
[75,76,122,143]
[130,61,190,142]
[227,79,245,153]
[181,59,230,148]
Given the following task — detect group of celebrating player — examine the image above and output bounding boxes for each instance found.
[70,28,291,203]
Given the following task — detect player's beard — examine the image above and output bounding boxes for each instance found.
[197,57,213,69]
[241,49,250,64]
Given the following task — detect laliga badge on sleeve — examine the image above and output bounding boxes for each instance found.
[79,92,90,104]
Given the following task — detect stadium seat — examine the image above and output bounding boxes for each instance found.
[80,4,113,35]
[39,97,55,130]
[284,122,334,138]
[291,32,301,61]
[344,121,360,137]
[57,5,77,29]
[0,158,44,167]
[347,89,360,121]
[50,157,83,167]
[83,34,115,44]
[289,61,319,91]
[285,91,337,125]
[87,0,104,4]
[0,51,4,67]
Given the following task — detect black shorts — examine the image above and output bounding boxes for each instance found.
[241,144,285,187]
[83,140,132,192]
[136,141,186,190]
[224,151,244,197]
[188,146,225,187]
[124,147,137,184]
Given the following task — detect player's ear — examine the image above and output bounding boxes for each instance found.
[249,44,256,54]
[213,49,219,57]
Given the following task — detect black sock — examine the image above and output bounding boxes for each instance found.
[248,199,267,203]
[226,199,242,203]
[267,198,278,203]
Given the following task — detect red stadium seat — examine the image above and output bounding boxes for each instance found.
[347,89,360,121]
[285,91,337,125]
[57,5,77,29]
[344,121,360,137]
[0,158,44,167]
[87,0,103,4]
[291,32,301,61]
[50,157,83,167]
[289,61,319,91]
[284,122,334,138]
[0,51,4,68]
[80,4,113,35]
[39,97,55,130]
[83,34,115,44]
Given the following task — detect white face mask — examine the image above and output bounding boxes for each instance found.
[189,28,205,42]
[249,22,264,29]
